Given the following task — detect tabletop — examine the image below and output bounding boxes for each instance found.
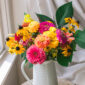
[21,78,74,85]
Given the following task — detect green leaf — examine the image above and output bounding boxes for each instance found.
[21,53,24,58]
[56,2,73,27]
[57,49,73,66]
[24,59,28,66]
[24,12,27,15]
[29,63,33,68]
[36,14,55,24]
[75,30,85,48]
[57,54,73,66]
[70,41,76,51]
[21,51,26,59]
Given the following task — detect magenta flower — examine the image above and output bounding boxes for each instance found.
[56,29,67,44]
[15,33,21,42]
[39,21,55,34]
[26,45,46,64]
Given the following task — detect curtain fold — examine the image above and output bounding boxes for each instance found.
[26,0,56,20]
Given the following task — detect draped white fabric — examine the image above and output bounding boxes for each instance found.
[26,0,85,85]
[26,0,56,21]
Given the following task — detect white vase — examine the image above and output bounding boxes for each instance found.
[33,60,58,85]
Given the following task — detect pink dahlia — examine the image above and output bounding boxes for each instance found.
[26,45,46,64]
[34,34,50,48]
[56,29,67,44]
[39,21,55,34]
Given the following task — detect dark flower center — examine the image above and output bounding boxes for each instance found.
[16,47,20,50]
[77,20,80,24]
[68,49,71,52]
[19,25,23,29]
[66,27,68,29]
[6,37,10,41]
[72,25,75,28]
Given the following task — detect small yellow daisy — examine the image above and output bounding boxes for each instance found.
[14,44,25,54]
[62,45,72,57]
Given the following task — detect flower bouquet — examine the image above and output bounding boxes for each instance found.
[6,2,85,85]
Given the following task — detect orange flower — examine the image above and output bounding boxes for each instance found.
[34,34,50,48]
[65,32,75,43]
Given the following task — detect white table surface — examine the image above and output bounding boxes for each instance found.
[21,78,74,85]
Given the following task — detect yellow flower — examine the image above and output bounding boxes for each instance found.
[28,21,40,33]
[44,47,51,52]
[43,31,59,49]
[48,37,59,48]
[64,17,72,23]
[52,53,57,58]
[6,37,15,47]
[71,19,79,28]
[64,17,79,29]
[49,27,57,32]
[24,14,33,23]
[47,21,53,23]
[62,45,72,57]
[16,26,31,41]
[8,48,15,54]
[61,27,68,32]
[22,36,28,41]
[9,41,18,49]
[7,40,19,54]
[14,44,25,54]
[43,31,56,39]
[68,25,75,33]
[16,26,28,35]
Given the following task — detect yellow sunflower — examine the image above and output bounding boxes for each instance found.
[64,17,79,29]
[62,45,72,57]
[68,25,75,33]
[8,48,15,54]
[6,37,15,47]
[64,17,72,24]
[14,44,25,54]
[16,26,29,35]
[16,26,31,41]
[71,19,79,28]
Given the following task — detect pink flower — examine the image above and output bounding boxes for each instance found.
[26,45,46,64]
[21,40,29,46]
[39,21,55,34]
[56,29,67,44]
[65,32,75,43]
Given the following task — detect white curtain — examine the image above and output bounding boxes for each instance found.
[26,0,56,20]
[25,0,85,85]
